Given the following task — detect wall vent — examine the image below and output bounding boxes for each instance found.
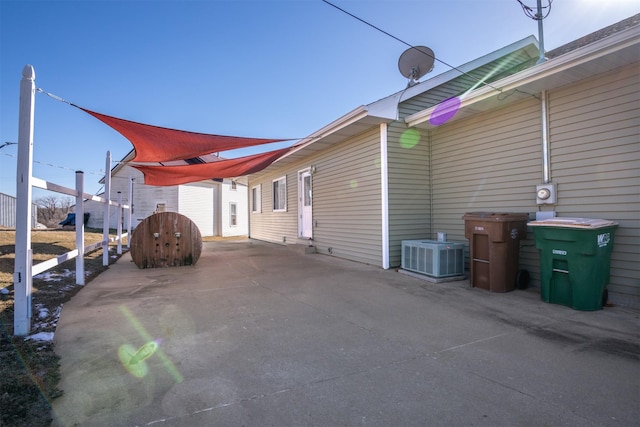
[401,240,464,278]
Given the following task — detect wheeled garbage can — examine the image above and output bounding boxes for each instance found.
[463,212,530,292]
[528,217,618,311]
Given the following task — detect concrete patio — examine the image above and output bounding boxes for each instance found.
[52,239,639,426]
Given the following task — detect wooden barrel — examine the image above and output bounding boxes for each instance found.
[130,212,202,269]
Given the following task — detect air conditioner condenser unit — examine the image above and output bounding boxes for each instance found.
[401,240,464,278]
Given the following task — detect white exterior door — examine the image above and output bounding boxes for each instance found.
[298,169,313,239]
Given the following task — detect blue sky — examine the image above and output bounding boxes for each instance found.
[1,0,638,198]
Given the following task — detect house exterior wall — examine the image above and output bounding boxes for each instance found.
[427,63,639,307]
[179,183,215,237]
[249,168,297,244]
[428,96,542,279]
[249,128,383,266]
[546,63,640,307]
[83,165,247,238]
[84,165,179,230]
[386,119,431,267]
[220,179,249,237]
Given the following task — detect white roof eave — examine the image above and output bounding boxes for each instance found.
[405,25,640,129]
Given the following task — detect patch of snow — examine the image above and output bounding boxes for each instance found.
[35,269,74,282]
[36,304,49,319]
[26,332,54,342]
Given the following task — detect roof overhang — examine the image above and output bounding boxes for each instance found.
[250,36,542,179]
[249,105,394,179]
[405,25,640,129]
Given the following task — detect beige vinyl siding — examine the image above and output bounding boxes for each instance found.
[548,63,640,306]
[249,128,383,266]
[312,129,382,265]
[386,119,430,267]
[248,170,297,244]
[429,97,541,279]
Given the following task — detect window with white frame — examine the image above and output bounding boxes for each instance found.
[229,202,237,226]
[231,180,237,190]
[251,184,262,213]
[272,176,287,212]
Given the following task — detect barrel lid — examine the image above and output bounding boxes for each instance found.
[462,212,530,221]
[528,217,618,229]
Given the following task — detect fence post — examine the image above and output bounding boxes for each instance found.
[75,171,85,285]
[103,151,111,266]
[13,65,36,336]
[117,191,122,255]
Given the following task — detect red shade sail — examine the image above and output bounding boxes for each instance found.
[132,147,292,186]
[79,107,287,162]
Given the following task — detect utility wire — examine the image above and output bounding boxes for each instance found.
[321,0,503,93]
[0,151,107,177]
[516,0,553,20]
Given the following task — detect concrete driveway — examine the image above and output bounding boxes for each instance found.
[52,239,639,426]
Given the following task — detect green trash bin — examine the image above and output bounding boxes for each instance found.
[529,218,618,311]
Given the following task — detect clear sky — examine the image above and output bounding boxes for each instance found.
[1,0,638,199]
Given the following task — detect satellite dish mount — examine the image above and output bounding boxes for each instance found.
[398,46,435,87]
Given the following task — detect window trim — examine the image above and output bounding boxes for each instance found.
[251,184,262,214]
[272,176,287,212]
[229,202,237,226]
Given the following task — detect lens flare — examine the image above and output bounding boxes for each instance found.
[400,128,421,149]
[118,340,160,378]
[118,305,183,383]
[430,97,461,126]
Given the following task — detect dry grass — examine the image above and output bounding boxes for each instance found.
[0,229,125,427]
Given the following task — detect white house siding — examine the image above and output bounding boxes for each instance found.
[220,179,249,237]
[249,128,383,266]
[85,164,178,230]
[428,97,542,281]
[547,63,640,307]
[179,183,214,237]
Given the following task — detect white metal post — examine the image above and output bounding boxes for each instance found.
[103,151,111,266]
[127,177,133,248]
[13,65,36,336]
[75,171,85,285]
[380,123,389,269]
[117,191,122,255]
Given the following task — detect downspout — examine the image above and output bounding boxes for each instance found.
[428,129,433,235]
[380,123,389,269]
[541,90,550,183]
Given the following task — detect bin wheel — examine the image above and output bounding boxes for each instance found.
[602,288,609,307]
[515,269,530,290]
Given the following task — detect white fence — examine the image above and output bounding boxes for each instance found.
[12,65,131,336]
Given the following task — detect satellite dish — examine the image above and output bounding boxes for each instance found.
[398,46,435,87]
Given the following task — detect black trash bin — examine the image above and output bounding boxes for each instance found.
[528,217,618,311]
[463,212,530,292]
